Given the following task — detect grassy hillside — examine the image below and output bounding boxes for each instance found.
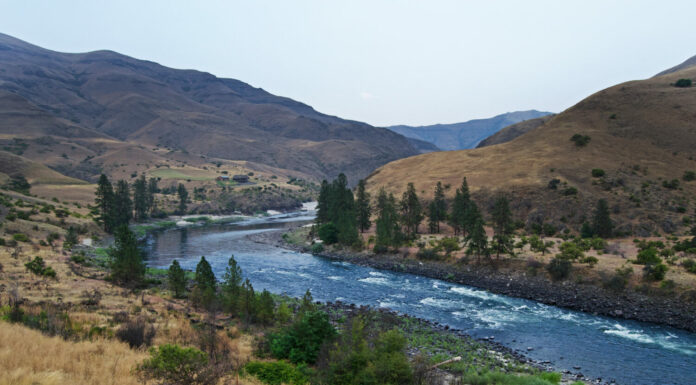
[368,65,696,236]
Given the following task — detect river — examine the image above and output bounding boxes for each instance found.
[144,210,696,385]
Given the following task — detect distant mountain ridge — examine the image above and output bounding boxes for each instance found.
[476,114,556,148]
[387,110,553,151]
[0,32,417,184]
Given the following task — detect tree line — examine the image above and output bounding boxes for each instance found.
[94,174,190,233]
[316,175,614,259]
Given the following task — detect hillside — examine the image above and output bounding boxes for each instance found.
[0,33,417,185]
[387,110,553,151]
[476,114,556,148]
[367,64,696,236]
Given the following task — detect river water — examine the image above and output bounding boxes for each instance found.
[144,211,696,385]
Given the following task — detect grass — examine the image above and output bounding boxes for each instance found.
[461,371,564,385]
[130,221,177,237]
[149,168,213,181]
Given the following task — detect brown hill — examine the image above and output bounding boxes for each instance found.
[367,65,696,236]
[476,114,555,148]
[0,33,417,184]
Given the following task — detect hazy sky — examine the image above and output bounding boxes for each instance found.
[1,1,695,127]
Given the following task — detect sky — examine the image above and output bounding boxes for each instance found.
[1,0,695,127]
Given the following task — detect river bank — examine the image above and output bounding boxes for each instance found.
[254,227,696,334]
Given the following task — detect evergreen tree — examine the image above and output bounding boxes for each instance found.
[147,177,158,215]
[168,260,187,298]
[63,226,78,250]
[193,256,216,309]
[332,174,359,246]
[177,183,189,215]
[133,174,149,222]
[94,174,115,232]
[109,225,145,285]
[221,255,243,313]
[316,180,330,224]
[300,289,315,314]
[375,189,402,250]
[467,214,489,262]
[400,183,423,239]
[491,195,513,258]
[113,180,133,228]
[241,278,256,325]
[428,182,447,233]
[449,177,471,235]
[593,199,613,238]
[355,179,372,233]
[257,289,275,326]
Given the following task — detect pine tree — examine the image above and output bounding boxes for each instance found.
[332,174,359,246]
[133,174,148,222]
[109,225,145,285]
[168,260,187,298]
[491,195,513,258]
[221,255,243,313]
[147,177,158,215]
[113,180,132,228]
[467,213,489,262]
[300,289,315,314]
[428,182,447,233]
[193,256,216,309]
[355,179,372,233]
[94,174,115,232]
[375,188,402,250]
[177,183,189,215]
[257,289,275,326]
[449,178,471,235]
[592,199,613,238]
[241,278,256,325]
[316,180,330,224]
[400,183,423,239]
[63,226,78,250]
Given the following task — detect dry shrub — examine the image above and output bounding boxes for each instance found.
[115,317,155,348]
[0,322,146,385]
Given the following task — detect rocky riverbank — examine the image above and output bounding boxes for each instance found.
[250,228,696,334]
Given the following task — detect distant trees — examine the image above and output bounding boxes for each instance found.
[168,260,187,298]
[570,133,591,147]
[490,195,513,258]
[114,180,133,227]
[192,256,217,309]
[400,183,423,239]
[109,225,146,285]
[675,78,692,88]
[374,188,402,252]
[133,175,149,222]
[355,179,372,233]
[592,199,613,238]
[95,174,115,232]
[177,183,189,215]
[427,182,447,233]
[315,173,359,247]
[449,177,471,236]
[94,174,159,231]
[221,256,243,313]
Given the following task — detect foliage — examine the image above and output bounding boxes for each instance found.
[113,180,133,229]
[12,233,29,242]
[466,205,489,260]
[355,179,372,233]
[257,289,275,326]
[24,256,56,278]
[634,247,661,265]
[591,168,605,177]
[116,317,156,348]
[221,255,243,313]
[570,133,591,147]
[557,242,584,261]
[315,174,358,246]
[244,361,310,385]
[681,259,696,274]
[674,78,692,88]
[268,310,336,364]
[683,171,696,181]
[167,260,187,298]
[109,225,146,285]
[317,223,339,245]
[643,263,668,281]
[63,226,78,250]
[581,256,599,266]
[438,237,461,254]
[177,183,189,214]
[192,256,217,309]
[427,181,447,233]
[375,188,403,250]
[547,256,572,280]
[491,195,514,257]
[137,344,209,385]
[604,266,633,291]
[462,371,562,385]
[6,175,31,194]
[592,199,613,238]
[449,177,471,236]
[400,182,424,239]
[311,243,324,254]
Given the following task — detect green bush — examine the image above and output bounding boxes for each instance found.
[317,223,338,245]
[603,266,633,291]
[634,247,661,265]
[244,361,310,385]
[662,179,680,189]
[268,310,336,364]
[462,371,562,385]
[542,223,556,237]
[12,233,29,243]
[137,344,209,385]
[562,187,578,196]
[591,169,606,177]
[684,171,696,181]
[581,256,599,266]
[547,256,572,280]
[24,256,56,278]
[682,259,696,274]
[416,247,442,260]
[310,243,324,254]
[570,134,591,147]
[643,263,668,281]
[675,78,692,88]
[438,237,461,254]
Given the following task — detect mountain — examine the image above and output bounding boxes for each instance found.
[476,114,555,148]
[367,61,696,236]
[0,33,417,185]
[406,137,441,154]
[654,54,696,77]
[387,110,553,151]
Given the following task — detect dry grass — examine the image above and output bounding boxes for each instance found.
[0,322,146,385]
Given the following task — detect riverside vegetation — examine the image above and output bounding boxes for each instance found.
[0,181,580,385]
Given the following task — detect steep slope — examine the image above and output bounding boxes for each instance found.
[654,54,696,77]
[476,114,555,148]
[0,33,417,184]
[368,65,696,236]
[388,110,553,151]
[406,137,441,154]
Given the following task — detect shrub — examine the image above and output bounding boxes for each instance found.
[662,179,680,189]
[462,371,562,385]
[643,263,668,281]
[438,237,461,254]
[373,244,389,254]
[547,256,572,280]
[675,78,692,88]
[244,361,310,385]
[547,179,561,190]
[24,256,56,278]
[582,256,599,266]
[310,243,324,254]
[591,169,606,177]
[317,223,338,245]
[682,259,696,274]
[116,317,156,348]
[684,171,696,181]
[542,223,556,237]
[603,266,633,291]
[570,134,591,147]
[558,242,584,260]
[0,238,5,246]
[416,247,442,260]
[137,344,209,385]
[634,247,661,265]
[562,187,578,196]
[12,233,29,243]
[268,310,336,364]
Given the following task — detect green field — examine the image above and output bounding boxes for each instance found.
[149,168,212,181]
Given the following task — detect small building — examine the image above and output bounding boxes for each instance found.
[232,174,249,183]
[216,175,230,181]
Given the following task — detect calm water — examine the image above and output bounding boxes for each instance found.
[145,211,696,385]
